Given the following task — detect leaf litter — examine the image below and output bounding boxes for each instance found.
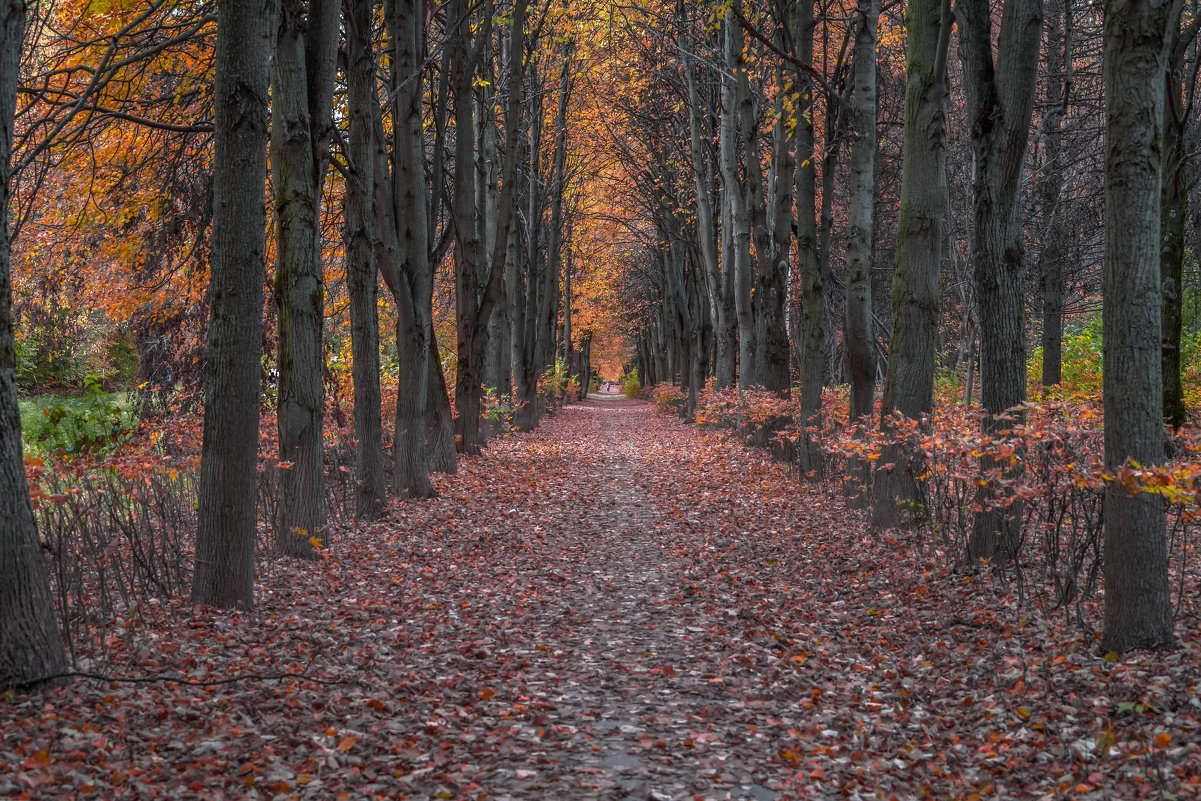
[3,396,1201,800]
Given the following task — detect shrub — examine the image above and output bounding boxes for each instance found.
[623,374,641,398]
[26,376,137,458]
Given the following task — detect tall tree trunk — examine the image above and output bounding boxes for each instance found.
[540,46,573,401]
[193,0,274,607]
[794,0,825,479]
[685,42,731,389]
[872,0,952,529]
[0,0,68,686]
[843,0,879,507]
[1039,0,1071,389]
[738,19,769,389]
[959,0,1043,564]
[451,0,528,453]
[1101,0,1176,654]
[762,60,793,396]
[722,17,754,387]
[272,0,339,556]
[381,0,437,498]
[1160,17,1200,429]
[844,0,879,425]
[426,330,458,473]
[344,0,386,519]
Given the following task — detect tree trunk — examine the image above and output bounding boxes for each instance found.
[0,0,68,687]
[844,0,878,423]
[762,59,793,396]
[843,0,879,507]
[192,0,274,608]
[450,0,528,453]
[872,0,952,529]
[1160,18,1198,429]
[1101,0,1175,653]
[794,0,825,479]
[344,0,386,519]
[426,330,457,474]
[382,0,437,498]
[686,48,731,390]
[1039,0,1071,390]
[272,0,339,556]
[738,18,769,389]
[959,0,1043,564]
[722,17,754,388]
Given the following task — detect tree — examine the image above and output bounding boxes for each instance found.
[793,0,826,479]
[843,0,878,429]
[343,0,387,518]
[450,0,529,454]
[1160,13,1201,429]
[958,0,1044,563]
[872,0,953,529]
[192,0,275,608]
[1037,0,1071,390]
[272,0,339,556]
[1100,0,1176,653]
[0,0,68,688]
[378,0,440,498]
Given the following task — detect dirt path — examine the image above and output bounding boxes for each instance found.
[374,396,811,799]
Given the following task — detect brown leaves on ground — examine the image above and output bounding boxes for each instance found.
[3,397,1201,799]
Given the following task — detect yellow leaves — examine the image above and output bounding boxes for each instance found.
[336,736,356,753]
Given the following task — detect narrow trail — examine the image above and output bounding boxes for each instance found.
[7,397,1191,800]
[373,396,819,800]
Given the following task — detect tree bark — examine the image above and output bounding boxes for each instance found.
[272,0,339,556]
[1038,0,1071,390]
[1160,16,1199,429]
[721,17,754,388]
[959,0,1043,564]
[344,0,386,519]
[844,0,878,426]
[686,46,732,390]
[380,0,438,498]
[193,0,274,607]
[794,0,825,479]
[0,0,68,687]
[842,0,879,507]
[1101,0,1175,653]
[872,0,952,529]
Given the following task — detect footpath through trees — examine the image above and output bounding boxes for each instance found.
[4,398,1200,798]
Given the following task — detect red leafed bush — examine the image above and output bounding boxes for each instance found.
[670,381,1201,626]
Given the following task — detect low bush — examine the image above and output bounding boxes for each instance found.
[659,381,1201,628]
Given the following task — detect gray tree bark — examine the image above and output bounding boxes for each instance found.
[720,17,753,388]
[685,43,732,389]
[1160,16,1200,429]
[451,0,528,454]
[844,0,879,426]
[193,0,275,607]
[344,0,386,519]
[959,0,1043,564]
[794,0,826,479]
[0,0,68,686]
[1101,0,1176,654]
[872,0,952,529]
[1038,0,1071,390]
[272,0,339,556]
[378,0,438,497]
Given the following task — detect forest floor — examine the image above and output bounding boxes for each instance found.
[4,397,1201,800]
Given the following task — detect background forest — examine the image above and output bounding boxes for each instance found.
[1,0,1199,691]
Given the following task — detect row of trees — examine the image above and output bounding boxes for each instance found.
[2,0,595,688]
[611,0,1193,653]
